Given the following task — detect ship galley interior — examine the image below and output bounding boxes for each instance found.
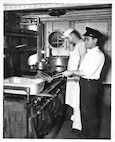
[3,2,112,140]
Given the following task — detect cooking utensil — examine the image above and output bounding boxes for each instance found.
[35,70,52,82]
[48,56,69,66]
[4,76,45,95]
[38,61,46,70]
[36,93,53,97]
[48,56,69,72]
[52,72,64,80]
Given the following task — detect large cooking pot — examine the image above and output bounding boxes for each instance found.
[48,56,69,72]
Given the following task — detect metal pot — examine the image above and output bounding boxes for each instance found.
[48,56,69,66]
[38,61,46,71]
[48,56,69,72]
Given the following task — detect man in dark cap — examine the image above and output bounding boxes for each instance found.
[63,27,105,138]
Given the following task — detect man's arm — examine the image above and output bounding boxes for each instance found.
[63,70,85,77]
[78,41,86,65]
[63,52,105,78]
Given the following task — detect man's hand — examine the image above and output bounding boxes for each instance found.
[74,76,80,82]
[62,70,73,77]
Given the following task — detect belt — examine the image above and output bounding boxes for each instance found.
[81,78,99,82]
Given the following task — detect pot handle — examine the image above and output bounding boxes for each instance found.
[52,72,64,79]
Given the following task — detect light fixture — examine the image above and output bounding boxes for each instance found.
[48,9,66,17]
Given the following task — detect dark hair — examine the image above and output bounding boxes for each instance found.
[71,30,81,39]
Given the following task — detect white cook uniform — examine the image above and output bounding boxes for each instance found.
[65,40,85,130]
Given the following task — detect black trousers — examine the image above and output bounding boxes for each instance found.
[79,78,100,138]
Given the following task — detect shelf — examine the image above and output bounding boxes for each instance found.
[5,32,37,38]
[4,46,37,54]
[5,27,38,38]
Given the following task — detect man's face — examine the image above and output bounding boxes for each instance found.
[66,34,74,44]
[84,36,97,49]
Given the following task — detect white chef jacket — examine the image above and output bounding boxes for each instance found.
[65,40,86,130]
[79,46,105,80]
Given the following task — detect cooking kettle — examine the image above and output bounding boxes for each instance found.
[49,56,69,66]
[48,56,69,72]
[38,59,47,71]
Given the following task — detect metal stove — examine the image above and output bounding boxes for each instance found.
[3,70,66,138]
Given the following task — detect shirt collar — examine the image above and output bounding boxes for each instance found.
[87,46,99,53]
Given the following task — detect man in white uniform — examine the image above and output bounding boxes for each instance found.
[63,27,105,138]
[63,28,86,132]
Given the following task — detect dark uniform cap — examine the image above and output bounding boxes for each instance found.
[83,27,102,39]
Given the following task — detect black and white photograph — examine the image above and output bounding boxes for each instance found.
[1,0,114,141]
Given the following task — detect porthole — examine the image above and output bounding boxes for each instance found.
[48,31,64,48]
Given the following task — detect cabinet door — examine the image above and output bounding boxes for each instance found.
[4,100,27,138]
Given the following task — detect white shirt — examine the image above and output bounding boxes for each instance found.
[79,46,105,80]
